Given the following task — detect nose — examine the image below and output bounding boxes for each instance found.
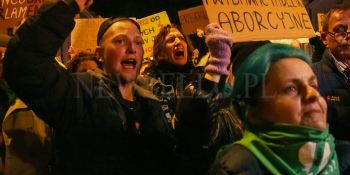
[304,85,319,102]
[174,37,182,45]
[126,41,136,54]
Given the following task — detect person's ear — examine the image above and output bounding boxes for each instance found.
[95,46,104,63]
[320,32,328,46]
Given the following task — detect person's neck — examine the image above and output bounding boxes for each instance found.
[118,82,134,101]
[156,60,191,73]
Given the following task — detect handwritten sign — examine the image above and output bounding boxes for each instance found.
[0,0,44,31]
[317,13,325,32]
[137,11,171,58]
[0,0,43,20]
[203,0,315,41]
[71,18,105,54]
[178,5,209,35]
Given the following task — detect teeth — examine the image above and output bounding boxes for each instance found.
[175,46,184,50]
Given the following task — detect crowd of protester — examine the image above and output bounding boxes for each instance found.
[1,0,350,175]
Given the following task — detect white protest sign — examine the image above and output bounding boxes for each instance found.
[203,0,315,41]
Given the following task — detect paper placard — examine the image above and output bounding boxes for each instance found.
[178,5,209,35]
[203,0,315,41]
[137,11,171,58]
[71,18,106,54]
[0,0,44,30]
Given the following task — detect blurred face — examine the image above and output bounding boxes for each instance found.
[161,28,188,65]
[323,8,350,61]
[251,58,327,130]
[76,60,98,73]
[98,20,144,83]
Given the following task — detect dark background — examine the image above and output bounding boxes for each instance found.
[90,0,203,25]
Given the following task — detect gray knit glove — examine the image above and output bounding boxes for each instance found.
[205,23,233,76]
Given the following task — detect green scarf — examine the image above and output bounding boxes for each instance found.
[235,124,339,175]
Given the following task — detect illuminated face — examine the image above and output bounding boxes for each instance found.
[251,58,327,130]
[99,20,144,83]
[162,28,188,66]
[323,8,350,61]
[76,60,99,73]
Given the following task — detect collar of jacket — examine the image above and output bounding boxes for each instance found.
[133,83,160,102]
[4,98,27,121]
[322,49,344,74]
[89,68,160,102]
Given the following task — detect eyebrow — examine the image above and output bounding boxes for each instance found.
[309,75,317,83]
[135,36,143,40]
[166,33,183,37]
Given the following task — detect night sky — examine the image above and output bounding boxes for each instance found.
[90,0,203,25]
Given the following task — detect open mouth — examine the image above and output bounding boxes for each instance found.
[175,50,184,57]
[121,59,137,69]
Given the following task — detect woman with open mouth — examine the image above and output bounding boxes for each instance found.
[138,23,244,175]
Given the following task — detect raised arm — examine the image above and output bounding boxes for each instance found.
[3,0,91,129]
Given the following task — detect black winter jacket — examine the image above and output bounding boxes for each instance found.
[3,1,176,175]
[313,49,350,141]
[176,78,243,175]
[210,144,267,175]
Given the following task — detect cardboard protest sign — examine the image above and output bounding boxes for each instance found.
[0,0,44,32]
[317,13,325,32]
[178,5,209,35]
[203,0,315,41]
[71,18,105,54]
[137,11,171,58]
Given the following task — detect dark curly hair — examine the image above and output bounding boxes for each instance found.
[66,51,102,73]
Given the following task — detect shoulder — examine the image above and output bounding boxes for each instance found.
[73,69,112,88]
[313,50,336,73]
[211,144,264,175]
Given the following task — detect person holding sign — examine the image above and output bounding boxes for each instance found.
[3,0,177,174]
[211,43,341,175]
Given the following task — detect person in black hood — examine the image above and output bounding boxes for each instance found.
[3,0,177,174]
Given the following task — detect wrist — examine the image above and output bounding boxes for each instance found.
[204,73,221,83]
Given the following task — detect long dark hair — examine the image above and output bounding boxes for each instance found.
[152,24,192,63]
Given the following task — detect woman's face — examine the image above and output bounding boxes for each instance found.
[161,28,188,65]
[251,58,327,130]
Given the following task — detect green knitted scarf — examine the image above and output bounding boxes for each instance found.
[235,124,339,175]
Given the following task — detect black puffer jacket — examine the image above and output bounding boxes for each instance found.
[176,78,244,175]
[3,1,176,175]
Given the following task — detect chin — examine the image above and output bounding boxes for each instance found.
[175,59,188,66]
[304,122,327,131]
[116,74,137,84]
